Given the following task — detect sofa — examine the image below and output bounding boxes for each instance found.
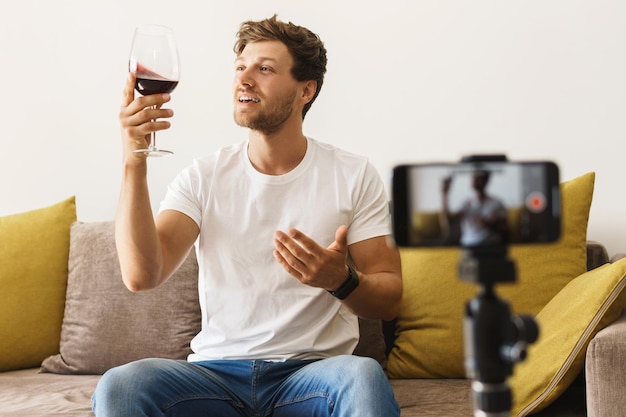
[2,171,626,417]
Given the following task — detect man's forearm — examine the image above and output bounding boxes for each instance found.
[340,270,402,321]
[115,163,163,291]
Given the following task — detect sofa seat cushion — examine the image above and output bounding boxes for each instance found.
[0,368,98,416]
[391,378,472,416]
[391,378,586,416]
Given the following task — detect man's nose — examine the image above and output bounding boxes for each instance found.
[236,68,255,88]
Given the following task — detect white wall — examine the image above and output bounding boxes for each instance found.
[1,0,625,257]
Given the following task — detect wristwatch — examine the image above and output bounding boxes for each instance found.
[328,265,359,300]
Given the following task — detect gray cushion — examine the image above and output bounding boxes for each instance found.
[40,221,201,374]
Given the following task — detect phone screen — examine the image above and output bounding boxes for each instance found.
[392,161,561,247]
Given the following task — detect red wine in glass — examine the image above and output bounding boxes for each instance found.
[129,25,180,157]
[135,78,179,95]
[134,62,179,95]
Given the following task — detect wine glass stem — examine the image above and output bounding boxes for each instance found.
[149,105,157,150]
[149,131,157,150]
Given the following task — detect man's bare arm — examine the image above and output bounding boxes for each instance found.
[341,235,402,320]
[115,73,198,291]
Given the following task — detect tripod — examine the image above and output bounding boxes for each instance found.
[459,245,539,416]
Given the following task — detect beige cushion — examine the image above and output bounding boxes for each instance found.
[510,258,626,416]
[0,197,76,372]
[40,221,201,374]
[387,172,595,378]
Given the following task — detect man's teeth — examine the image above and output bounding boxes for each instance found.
[240,96,260,103]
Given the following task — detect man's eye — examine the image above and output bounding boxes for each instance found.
[260,66,270,72]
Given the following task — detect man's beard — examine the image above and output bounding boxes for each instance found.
[234,89,297,135]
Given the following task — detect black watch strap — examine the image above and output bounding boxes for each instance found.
[328,265,359,300]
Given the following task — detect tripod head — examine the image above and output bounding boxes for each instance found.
[460,245,539,416]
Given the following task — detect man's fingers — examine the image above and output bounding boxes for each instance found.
[122,107,173,126]
[121,72,171,116]
[283,228,319,253]
[125,93,172,115]
[273,248,303,278]
[123,119,172,139]
[122,73,136,107]
[273,231,311,264]
[330,225,348,252]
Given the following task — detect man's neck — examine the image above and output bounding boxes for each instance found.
[247,126,308,176]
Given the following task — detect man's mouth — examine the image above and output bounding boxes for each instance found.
[239,95,260,103]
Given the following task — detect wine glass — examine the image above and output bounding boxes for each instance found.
[129,24,180,157]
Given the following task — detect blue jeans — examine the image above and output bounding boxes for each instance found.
[92,355,399,417]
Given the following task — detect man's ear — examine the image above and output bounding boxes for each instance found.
[301,80,317,104]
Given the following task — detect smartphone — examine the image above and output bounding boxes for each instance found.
[392,160,561,247]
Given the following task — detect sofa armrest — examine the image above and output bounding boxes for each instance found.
[587,240,609,270]
[585,309,626,417]
[611,253,626,263]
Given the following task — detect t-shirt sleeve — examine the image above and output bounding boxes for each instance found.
[159,164,203,227]
[347,161,392,245]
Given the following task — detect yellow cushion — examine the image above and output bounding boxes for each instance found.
[0,197,76,371]
[510,258,626,416]
[387,172,595,378]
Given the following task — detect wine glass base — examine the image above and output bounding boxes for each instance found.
[134,148,173,157]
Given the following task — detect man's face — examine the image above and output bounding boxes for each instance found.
[233,40,302,134]
[472,172,489,191]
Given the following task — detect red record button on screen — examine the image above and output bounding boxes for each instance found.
[525,192,547,213]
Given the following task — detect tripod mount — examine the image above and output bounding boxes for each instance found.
[459,244,539,417]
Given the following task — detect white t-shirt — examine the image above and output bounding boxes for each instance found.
[159,137,391,362]
[459,195,507,246]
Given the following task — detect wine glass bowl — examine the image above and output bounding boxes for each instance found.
[129,24,180,157]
